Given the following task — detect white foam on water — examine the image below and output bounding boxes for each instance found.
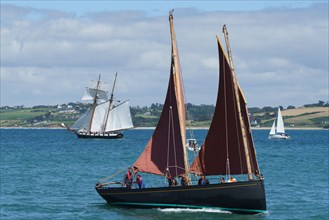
[157,207,232,214]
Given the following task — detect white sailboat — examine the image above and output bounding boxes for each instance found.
[185,111,200,152]
[67,73,133,139]
[268,108,290,139]
[186,138,200,152]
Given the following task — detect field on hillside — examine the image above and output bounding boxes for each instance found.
[0,107,77,127]
[261,107,328,128]
[282,107,328,116]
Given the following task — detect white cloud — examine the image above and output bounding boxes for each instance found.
[1,3,328,108]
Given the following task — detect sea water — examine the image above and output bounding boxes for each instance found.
[0,128,328,219]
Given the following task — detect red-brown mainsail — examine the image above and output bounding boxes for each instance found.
[190,36,259,176]
[133,11,188,178]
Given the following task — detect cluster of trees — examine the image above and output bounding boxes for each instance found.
[130,103,215,126]
[304,100,329,108]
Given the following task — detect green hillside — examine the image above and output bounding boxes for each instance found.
[1,101,328,128]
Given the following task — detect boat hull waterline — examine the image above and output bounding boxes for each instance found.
[76,133,123,139]
[96,179,266,214]
[268,134,290,140]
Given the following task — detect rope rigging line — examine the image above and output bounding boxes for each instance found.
[226,158,230,181]
[231,74,245,179]
[166,82,172,173]
[97,168,127,184]
[170,106,179,177]
[246,127,257,178]
[166,105,179,177]
[223,53,230,179]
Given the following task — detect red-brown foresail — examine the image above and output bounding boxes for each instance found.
[133,11,188,178]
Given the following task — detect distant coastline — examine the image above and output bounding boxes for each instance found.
[1,126,327,130]
[1,103,328,129]
[132,126,329,130]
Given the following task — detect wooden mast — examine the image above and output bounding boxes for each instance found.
[88,74,101,133]
[103,72,118,133]
[169,10,190,183]
[222,25,253,180]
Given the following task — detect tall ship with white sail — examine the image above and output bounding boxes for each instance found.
[268,108,290,139]
[66,73,133,139]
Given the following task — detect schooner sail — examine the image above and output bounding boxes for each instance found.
[95,12,266,214]
[268,108,290,139]
[67,73,133,139]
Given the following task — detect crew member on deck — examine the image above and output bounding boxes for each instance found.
[172,178,178,186]
[181,176,188,186]
[135,174,145,189]
[227,176,237,183]
[123,167,133,189]
[198,175,210,185]
[165,169,177,187]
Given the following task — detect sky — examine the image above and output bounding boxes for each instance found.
[1,1,328,108]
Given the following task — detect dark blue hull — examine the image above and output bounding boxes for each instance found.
[96,179,266,214]
[76,133,123,139]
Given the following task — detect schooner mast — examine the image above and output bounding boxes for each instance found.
[103,72,118,133]
[88,74,102,134]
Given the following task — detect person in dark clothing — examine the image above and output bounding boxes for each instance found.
[135,174,145,189]
[198,175,210,185]
[166,174,177,187]
[198,177,202,185]
[171,177,178,186]
[165,169,177,187]
[123,167,133,189]
[181,176,188,186]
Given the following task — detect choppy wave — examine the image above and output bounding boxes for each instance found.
[0,127,64,129]
[157,207,232,214]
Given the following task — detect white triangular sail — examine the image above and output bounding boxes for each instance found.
[276,108,285,133]
[70,110,92,131]
[269,120,276,135]
[105,101,134,132]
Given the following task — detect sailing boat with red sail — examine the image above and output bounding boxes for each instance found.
[95,11,266,214]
